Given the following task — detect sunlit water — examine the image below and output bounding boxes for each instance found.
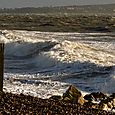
[0,30,115,98]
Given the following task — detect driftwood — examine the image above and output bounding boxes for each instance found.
[0,43,4,91]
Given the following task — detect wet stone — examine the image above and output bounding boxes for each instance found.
[99,96,115,111]
[84,92,108,102]
[62,85,85,105]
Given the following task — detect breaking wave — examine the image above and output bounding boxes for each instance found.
[0,30,115,98]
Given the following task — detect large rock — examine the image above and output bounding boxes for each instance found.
[62,85,84,105]
[84,92,107,102]
[99,96,115,111]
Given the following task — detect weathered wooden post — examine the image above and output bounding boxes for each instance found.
[0,43,4,91]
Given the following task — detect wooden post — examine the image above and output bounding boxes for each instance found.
[0,43,4,91]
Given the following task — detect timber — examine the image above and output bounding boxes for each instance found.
[0,43,4,91]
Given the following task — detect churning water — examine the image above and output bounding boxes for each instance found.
[0,30,115,98]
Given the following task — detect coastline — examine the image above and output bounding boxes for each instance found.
[0,85,115,114]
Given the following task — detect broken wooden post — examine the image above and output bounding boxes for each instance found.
[0,43,4,91]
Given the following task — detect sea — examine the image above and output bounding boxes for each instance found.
[0,30,115,98]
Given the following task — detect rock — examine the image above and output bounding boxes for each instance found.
[99,97,115,111]
[84,92,115,112]
[62,85,84,105]
[49,95,62,101]
[84,94,95,102]
[84,92,107,102]
[91,92,107,100]
[110,93,115,98]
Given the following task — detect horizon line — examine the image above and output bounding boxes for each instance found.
[0,3,115,9]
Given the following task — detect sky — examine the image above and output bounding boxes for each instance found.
[0,0,115,8]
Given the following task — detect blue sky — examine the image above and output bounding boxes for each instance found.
[0,0,115,8]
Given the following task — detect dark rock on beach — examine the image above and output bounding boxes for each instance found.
[99,96,115,111]
[84,92,108,102]
[62,85,85,105]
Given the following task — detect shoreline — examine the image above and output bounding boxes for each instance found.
[0,87,115,114]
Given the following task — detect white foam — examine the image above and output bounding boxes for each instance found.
[1,30,114,98]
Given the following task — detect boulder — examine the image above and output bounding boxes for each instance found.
[84,92,107,102]
[62,85,84,105]
[84,94,95,102]
[99,96,115,111]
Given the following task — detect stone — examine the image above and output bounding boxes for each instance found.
[110,93,115,98]
[49,95,62,101]
[84,94,95,102]
[99,97,115,111]
[62,85,84,105]
[91,92,107,100]
[84,92,107,102]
